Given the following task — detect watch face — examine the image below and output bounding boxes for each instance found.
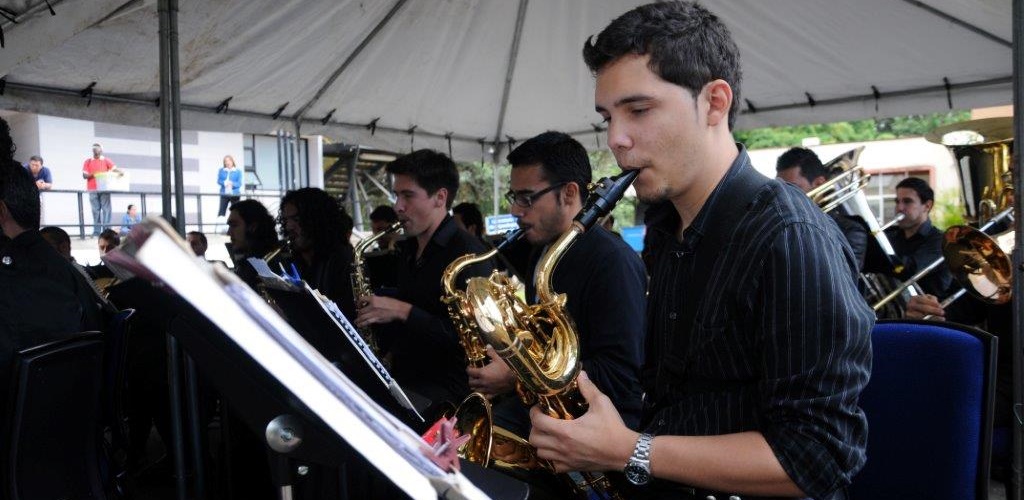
[624,462,650,485]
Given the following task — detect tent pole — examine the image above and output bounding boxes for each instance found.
[349,146,362,230]
[170,0,185,236]
[167,3,208,500]
[158,3,189,500]
[293,119,302,189]
[1012,0,1024,497]
[158,0,172,221]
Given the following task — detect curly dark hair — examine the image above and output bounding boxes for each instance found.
[278,188,353,258]
[583,1,742,129]
[230,199,280,256]
[0,117,15,162]
[0,161,40,230]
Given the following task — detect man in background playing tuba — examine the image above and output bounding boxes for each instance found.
[467,131,647,438]
[528,3,873,499]
[775,147,869,270]
[355,150,493,414]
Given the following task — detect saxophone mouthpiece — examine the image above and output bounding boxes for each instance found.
[575,169,639,229]
[495,228,526,251]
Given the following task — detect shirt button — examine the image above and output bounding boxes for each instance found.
[658,418,665,426]
[668,312,678,320]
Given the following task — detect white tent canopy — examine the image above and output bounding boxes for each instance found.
[0,0,1012,161]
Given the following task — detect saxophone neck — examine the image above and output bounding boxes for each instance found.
[443,247,499,296]
[354,220,404,257]
[443,228,524,296]
[535,225,583,304]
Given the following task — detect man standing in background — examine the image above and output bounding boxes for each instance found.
[82,143,120,236]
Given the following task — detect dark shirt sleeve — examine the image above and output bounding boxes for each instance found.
[576,246,647,429]
[402,258,493,345]
[41,167,53,184]
[756,222,873,499]
[832,214,868,272]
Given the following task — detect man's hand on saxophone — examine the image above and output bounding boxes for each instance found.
[466,345,516,399]
[528,371,637,474]
[354,294,412,327]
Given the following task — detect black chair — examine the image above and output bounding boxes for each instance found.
[849,319,997,500]
[102,309,134,498]
[2,333,107,500]
[102,309,134,441]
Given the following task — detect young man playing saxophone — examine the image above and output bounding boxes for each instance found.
[467,131,647,438]
[528,3,873,499]
[355,149,493,414]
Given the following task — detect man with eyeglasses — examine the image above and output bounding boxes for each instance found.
[467,131,647,443]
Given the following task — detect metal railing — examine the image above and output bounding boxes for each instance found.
[40,188,284,238]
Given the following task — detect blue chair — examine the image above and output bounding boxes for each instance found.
[849,319,997,500]
[3,333,107,500]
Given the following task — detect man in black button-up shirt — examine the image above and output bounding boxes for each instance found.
[884,177,953,297]
[528,3,873,499]
[355,150,493,411]
[466,131,646,437]
[775,147,869,271]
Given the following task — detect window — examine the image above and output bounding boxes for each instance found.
[243,132,309,193]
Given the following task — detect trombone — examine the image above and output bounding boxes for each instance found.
[871,197,1014,311]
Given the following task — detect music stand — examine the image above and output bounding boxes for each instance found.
[107,217,516,500]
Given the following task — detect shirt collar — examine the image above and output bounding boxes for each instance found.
[399,214,458,255]
[647,144,753,245]
[914,218,934,237]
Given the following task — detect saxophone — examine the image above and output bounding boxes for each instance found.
[442,228,525,367]
[464,170,638,499]
[439,228,545,474]
[352,220,404,356]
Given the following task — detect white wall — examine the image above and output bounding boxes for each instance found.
[748,137,959,193]
[31,114,273,234]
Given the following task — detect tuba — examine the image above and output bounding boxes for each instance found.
[352,220,404,355]
[463,170,638,499]
[927,117,1015,304]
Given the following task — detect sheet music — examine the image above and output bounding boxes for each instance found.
[123,217,488,500]
[247,257,423,421]
[306,284,425,422]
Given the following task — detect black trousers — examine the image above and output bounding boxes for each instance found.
[218,195,240,217]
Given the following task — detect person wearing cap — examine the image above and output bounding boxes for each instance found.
[82,143,121,236]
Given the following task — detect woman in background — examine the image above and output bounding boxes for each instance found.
[217,155,242,217]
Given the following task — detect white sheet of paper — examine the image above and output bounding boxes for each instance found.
[135,227,488,500]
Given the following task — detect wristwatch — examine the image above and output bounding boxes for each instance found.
[624,432,654,486]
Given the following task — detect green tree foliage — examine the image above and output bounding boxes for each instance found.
[931,189,966,230]
[734,110,971,149]
[453,149,639,231]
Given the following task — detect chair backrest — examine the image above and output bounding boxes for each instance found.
[103,309,135,432]
[849,319,996,500]
[3,333,107,500]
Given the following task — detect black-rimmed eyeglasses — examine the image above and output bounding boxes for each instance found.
[504,183,567,208]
